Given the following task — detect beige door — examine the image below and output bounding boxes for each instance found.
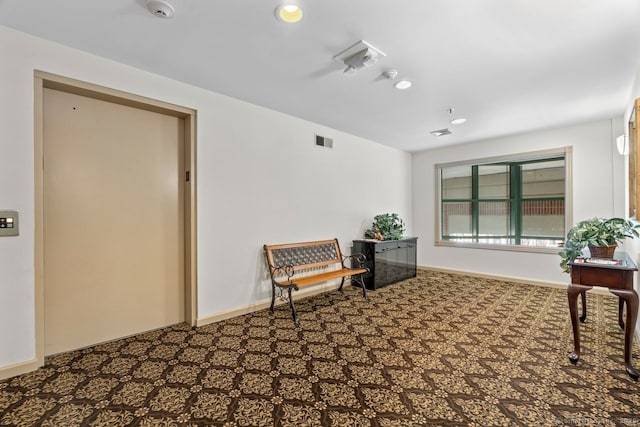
[43,88,185,356]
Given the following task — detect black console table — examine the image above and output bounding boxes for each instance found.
[352,237,417,290]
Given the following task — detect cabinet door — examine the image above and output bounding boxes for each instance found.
[375,243,392,287]
[398,241,410,280]
[406,241,417,278]
[392,239,417,282]
[386,243,403,283]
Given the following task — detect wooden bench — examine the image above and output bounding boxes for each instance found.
[263,238,369,322]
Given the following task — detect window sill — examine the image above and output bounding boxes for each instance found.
[435,240,562,255]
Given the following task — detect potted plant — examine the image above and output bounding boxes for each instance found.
[364,213,405,240]
[559,217,640,273]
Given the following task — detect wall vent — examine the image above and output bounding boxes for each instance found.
[315,134,333,148]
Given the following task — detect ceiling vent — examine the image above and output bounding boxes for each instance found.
[315,134,333,148]
[333,40,386,75]
[430,128,452,137]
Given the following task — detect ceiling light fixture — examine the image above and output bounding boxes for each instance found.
[446,107,466,125]
[275,3,303,23]
[617,134,629,155]
[394,80,412,90]
[430,128,452,137]
[333,40,386,76]
[146,0,175,19]
[343,48,379,74]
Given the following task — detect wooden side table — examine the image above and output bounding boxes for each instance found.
[567,251,639,379]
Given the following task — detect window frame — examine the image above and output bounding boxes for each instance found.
[434,147,572,254]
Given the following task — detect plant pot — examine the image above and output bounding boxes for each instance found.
[588,244,617,259]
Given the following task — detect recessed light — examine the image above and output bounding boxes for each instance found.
[394,80,412,90]
[450,118,467,125]
[275,3,303,23]
[430,128,452,137]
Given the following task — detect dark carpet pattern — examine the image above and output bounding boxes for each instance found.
[1,271,640,426]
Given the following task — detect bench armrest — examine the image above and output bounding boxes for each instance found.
[343,253,367,270]
[268,263,295,281]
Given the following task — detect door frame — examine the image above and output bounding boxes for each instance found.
[33,71,198,367]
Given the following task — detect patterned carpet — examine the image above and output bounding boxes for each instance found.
[1,271,640,426]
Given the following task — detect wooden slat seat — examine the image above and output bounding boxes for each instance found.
[263,238,369,322]
[281,268,368,288]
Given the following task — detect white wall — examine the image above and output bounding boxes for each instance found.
[0,26,412,371]
[412,118,623,284]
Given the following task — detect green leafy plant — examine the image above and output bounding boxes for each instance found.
[364,213,405,240]
[559,217,640,273]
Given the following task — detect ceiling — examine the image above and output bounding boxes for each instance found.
[1,0,640,152]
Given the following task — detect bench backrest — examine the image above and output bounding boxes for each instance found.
[264,239,343,273]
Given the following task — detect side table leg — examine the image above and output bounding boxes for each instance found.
[568,283,592,364]
[619,298,625,330]
[609,288,639,380]
[579,290,587,323]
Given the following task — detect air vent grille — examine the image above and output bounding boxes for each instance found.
[315,134,334,148]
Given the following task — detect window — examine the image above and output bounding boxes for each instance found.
[437,148,570,251]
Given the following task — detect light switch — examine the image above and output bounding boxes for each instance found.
[0,210,19,236]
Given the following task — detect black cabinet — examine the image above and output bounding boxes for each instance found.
[352,237,417,290]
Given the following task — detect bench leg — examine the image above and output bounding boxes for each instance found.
[354,274,367,298]
[288,288,299,323]
[339,276,367,297]
[270,283,276,312]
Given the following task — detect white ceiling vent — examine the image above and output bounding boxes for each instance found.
[315,134,333,148]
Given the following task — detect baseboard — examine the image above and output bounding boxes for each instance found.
[0,358,43,381]
[196,281,342,327]
[198,266,616,327]
[417,265,611,296]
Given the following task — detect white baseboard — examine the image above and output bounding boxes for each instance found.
[0,358,43,381]
[421,265,640,348]
[417,265,611,296]
[198,267,617,327]
[196,281,343,327]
